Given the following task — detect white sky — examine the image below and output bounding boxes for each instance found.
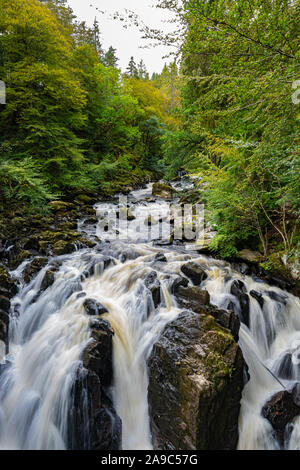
[67,0,176,75]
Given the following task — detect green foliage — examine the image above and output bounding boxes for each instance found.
[0,0,176,208]
[160,0,300,257]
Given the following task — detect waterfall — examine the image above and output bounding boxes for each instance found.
[0,182,299,450]
[202,262,300,450]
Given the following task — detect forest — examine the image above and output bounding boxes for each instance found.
[0,0,299,272]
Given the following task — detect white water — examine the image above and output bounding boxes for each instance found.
[0,182,299,450]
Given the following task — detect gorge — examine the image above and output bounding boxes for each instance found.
[0,181,299,450]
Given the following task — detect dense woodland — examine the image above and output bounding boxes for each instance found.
[0,0,299,272]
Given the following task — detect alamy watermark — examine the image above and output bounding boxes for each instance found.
[0,81,6,105]
[96,195,206,248]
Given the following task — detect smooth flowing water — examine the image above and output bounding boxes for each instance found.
[0,182,299,450]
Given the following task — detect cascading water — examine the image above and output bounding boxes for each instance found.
[0,181,299,450]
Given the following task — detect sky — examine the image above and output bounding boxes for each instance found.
[67,0,176,76]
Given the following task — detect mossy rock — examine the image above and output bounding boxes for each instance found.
[152,182,174,199]
[75,194,94,204]
[260,252,296,283]
[48,201,76,212]
[52,240,75,256]
[23,257,49,284]
[179,189,203,205]
[0,266,12,290]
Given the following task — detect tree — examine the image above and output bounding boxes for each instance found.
[137,59,148,80]
[126,56,139,78]
[103,46,119,68]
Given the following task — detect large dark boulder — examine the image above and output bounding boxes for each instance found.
[230,280,250,327]
[171,276,189,295]
[68,318,121,450]
[177,286,210,309]
[82,319,114,386]
[180,262,208,286]
[148,310,245,450]
[262,385,300,446]
[250,290,264,308]
[83,299,108,317]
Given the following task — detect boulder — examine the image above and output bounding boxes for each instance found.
[230,280,250,327]
[0,265,17,298]
[68,317,121,450]
[83,299,108,317]
[145,271,161,308]
[176,286,210,306]
[154,253,167,263]
[0,295,10,313]
[171,276,189,295]
[148,310,245,450]
[82,319,114,386]
[180,262,207,286]
[40,269,55,292]
[266,290,288,305]
[52,240,75,256]
[48,201,76,212]
[152,182,174,199]
[23,257,49,284]
[261,386,300,446]
[250,290,264,308]
[237,249,264,263]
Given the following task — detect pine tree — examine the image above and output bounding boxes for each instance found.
[126,56,138,78]
[137,59,148,80]
[103,46,119,68]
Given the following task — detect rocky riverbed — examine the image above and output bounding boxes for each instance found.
[0,179,299,450]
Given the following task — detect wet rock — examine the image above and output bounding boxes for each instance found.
[171,276,189,295]
[0,295,10,313]
[52,240,74,256]
[250,290,264,308]
[68,366,121,450]
[266,290,288,305]
[230,280,250,327]
[0,319,7,345]
[208,307,241,343]
[180,262,207,286]
[153,238,173,247]
[176,286,210,306]
[23,237,40,252]
[83,319,114,387]
[120,249,140,263]
[148,310,244,450]
[152,182,174,199]
[237,249,264,264]
[83,217,98,226]
[23,257,49,284]
[262,386,300,446]
[0,265,17,297]
[83,299,108,317]
[81,256,115,280]
[145,271,161,308]
[154,253,167,263]
[40,269,55,292]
